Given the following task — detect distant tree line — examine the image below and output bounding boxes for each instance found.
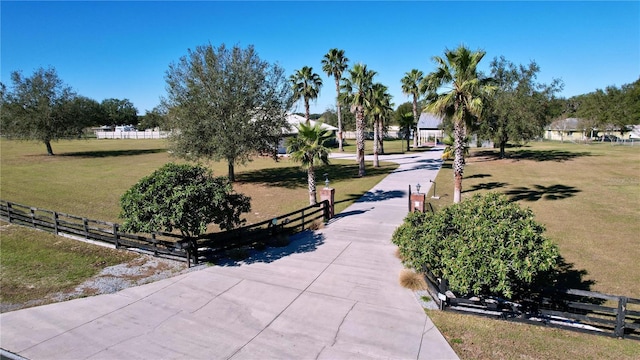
[560,78,640,134]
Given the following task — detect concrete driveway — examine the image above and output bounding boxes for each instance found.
[1,148,458,360]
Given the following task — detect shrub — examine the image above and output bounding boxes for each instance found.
[120,163,251,237]
[399,269,427,290]
[392,192,559,299]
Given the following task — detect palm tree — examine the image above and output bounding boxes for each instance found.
[398,112,414,152]
[286,122,333,205]
[367,83,393,167]
[290,66,323,123]
[322,49,349,151]
[341,63,376,177]
[424,45,495,203]
[401,69,424,148]
[441,134,469,161]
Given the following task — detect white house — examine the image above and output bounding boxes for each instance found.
[417,112,445,145]
[277,114,338,154]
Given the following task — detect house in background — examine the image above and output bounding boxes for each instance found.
[277,114,338,154]
[544,118,590,142]
[545,118,639,142]
[417,112,445,146]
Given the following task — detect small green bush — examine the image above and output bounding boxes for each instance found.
[120,163,251,237]
[392,192,559,299]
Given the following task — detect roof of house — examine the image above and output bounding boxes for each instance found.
[284,114,338,135]
[547,117,583,130]
[417,113,444,129]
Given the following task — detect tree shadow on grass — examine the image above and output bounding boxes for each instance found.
[60,149,166,158]
[463,182,509,193]
[472,149,592,162]
[505,184,581,201]
[465,173,491,179]
[236,163,397,189]
[213,231,325,266]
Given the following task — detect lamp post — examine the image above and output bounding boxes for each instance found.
[429,179,440,199]
[320,173,335,219]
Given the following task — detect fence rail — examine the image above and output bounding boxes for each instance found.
[0,199,330,267]
[191,201,329,263]
[422,268,640,340]
[0,200,191,263]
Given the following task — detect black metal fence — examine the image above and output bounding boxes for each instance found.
[422,267,640,340]
[189,200,329,264]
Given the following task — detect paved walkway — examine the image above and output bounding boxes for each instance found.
[0,148,458,360]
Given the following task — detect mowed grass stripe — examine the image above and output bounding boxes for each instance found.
[0,139,399,225]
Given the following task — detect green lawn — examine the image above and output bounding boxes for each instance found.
[0,138,398,309]
[0,224,138,307]
[0,138,397,225]
[427,141,640,358]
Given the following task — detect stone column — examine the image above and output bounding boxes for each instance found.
[410,192,426,212]
[320,187,335,219]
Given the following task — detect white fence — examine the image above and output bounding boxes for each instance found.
[95,131,169,139]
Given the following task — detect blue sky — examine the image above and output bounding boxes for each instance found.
[2,1,639,115]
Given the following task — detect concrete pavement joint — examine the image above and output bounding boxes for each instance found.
[19,273,189,353]
[227,241,354,359]
[189,277,244,314]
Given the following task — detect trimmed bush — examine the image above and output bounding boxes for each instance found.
[392,192,559,299]
[120,163,251,237]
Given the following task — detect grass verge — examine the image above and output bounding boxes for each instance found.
[0,223,137,307]
[0,138,398,224]
[425,141,640,358]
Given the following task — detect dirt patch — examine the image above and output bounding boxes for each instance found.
[1,254,200,313]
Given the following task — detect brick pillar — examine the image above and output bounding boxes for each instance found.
[320,187,335,219]
[410,192,426,212]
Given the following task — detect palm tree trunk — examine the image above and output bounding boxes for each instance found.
[308,165,317,205]
[356,107,366,177]
[304,99,310,124]
[453,121,465,203]
[373,116,379,168]
[412,96,419,148]
[378,117,384,154]
[335,79,344,151]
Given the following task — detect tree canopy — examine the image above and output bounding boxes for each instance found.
[0,67,91,155]
[290,66,323,124]
[101,98,138,126]
[424,45,495,203]
[481,56,563,157]
[341,63,376,177]
[568,78,640,131]
[322,48,349,151]
[163,43,294,181]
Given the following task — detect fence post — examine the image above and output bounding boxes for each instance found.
[7,202,12,223]
[301,209,305,231]
[323,200,329,222]
[83,218,89,239]
[113,223,119,248]
[30,208,36,227]
[615,296,628,338]
[438,278,449,310]
[53,212,59,234]
[152,233,158,256]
